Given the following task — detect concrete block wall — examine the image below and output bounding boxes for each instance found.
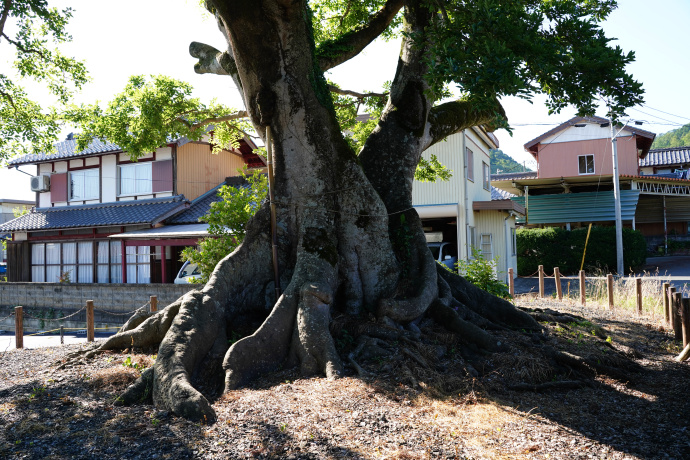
[0,282,197,333]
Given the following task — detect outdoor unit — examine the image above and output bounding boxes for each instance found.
[30,175,50,192]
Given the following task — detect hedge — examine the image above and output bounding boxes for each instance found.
[516,226,646,276]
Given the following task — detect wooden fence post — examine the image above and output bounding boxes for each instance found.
[636,278,643,316]
[538,265,545,298]
[86,300,94,342]
[663,282,671,325]
[150,295,158,313]
[14,306,23,349]
[579,270,586,306]
[607,274,614,310]
[508,268,514,298]
[673,292,683,341]
[554,267,562,301]
[682,297,690,348]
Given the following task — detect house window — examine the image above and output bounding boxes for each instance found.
[578,155,595,175]
[126,246,151,283]
[69,168,99,201]
[31,241,97,283]
[120,162,152,195]
[482,162,490,190]
[97,241,123,283]
[466,148,474,181]
[480,233,493,260]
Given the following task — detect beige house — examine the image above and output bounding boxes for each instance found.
[413,127,524,281]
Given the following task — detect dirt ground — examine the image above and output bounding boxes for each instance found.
[1,295,689,459]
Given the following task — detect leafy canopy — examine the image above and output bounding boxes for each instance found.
[181,170,268,283]
[0,1,88,159]
[75,75,252,160]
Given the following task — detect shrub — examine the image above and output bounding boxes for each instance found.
[516,226,646,275]
[456,248,511,299]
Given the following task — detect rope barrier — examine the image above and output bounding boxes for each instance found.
[0,311,15,322]
[93,302,148,316]
[22,306,86,322]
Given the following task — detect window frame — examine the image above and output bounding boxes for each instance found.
[69,168,100,201]
[119,162,153,197]
[466,147,474,182]
[482,161,490,190]
[578,154,595,175]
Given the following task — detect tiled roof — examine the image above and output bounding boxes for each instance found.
[7,136,194,167]
[166,177,251,224]
[491,186,516,200]
[639,146,690,167]
[491,171,537,181]
[8,139,123,166]
[0,196,189,232]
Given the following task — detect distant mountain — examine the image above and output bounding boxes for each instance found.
[651,124,690,149]
[490,149,532,174]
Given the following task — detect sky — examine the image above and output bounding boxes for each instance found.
[2,0,689,199]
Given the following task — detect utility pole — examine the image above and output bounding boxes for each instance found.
[610,120,624,275]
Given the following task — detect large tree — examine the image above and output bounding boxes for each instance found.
[77,0,644,421]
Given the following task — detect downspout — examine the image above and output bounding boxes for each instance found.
[462,130,470,259]
[504,210,517,284]
[524,185,529,225]
[663,195,668,255]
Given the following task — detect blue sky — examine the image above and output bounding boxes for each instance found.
[2,0,688,198]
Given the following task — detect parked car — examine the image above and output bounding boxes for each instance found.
[173,261,203,284]
[428,242,458,270]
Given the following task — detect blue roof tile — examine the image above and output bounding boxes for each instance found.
[639,147,690,167]
[0,195,189,232]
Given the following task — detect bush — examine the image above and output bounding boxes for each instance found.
[456,248,511,299]
[516,226,646,275]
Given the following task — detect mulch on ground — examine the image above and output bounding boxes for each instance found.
[1,295,689,459]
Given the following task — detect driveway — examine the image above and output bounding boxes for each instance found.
[514,255,690,295]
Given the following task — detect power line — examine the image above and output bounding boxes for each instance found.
[641,104,690,123]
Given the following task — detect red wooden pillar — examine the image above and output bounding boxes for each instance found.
[160,245,166,283]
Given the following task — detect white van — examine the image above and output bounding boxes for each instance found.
[173,261,203,284]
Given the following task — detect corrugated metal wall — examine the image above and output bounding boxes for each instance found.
[176,143,245,201]
[636,195,690,223]
[512,190,640,224]
[474,210,516,281]
[412,134,465,206]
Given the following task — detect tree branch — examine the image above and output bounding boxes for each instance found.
[0,1,11,39]
[317,0,404,71]
[425,99,506,149]
[180,110,248,132]
[190,41,236,77]
[327,84,388,99]
[1,33,48,60]
[0,87,17,113]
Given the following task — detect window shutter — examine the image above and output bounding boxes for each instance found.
[51,173,68,202]
[152,160,173,193]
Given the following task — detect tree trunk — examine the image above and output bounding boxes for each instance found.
[89,0,538,421]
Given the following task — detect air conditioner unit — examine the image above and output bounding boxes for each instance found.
[30,175,50,192]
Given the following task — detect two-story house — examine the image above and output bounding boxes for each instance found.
[413,127,524,281]
[0,135,264,283]
[490,116,690,251]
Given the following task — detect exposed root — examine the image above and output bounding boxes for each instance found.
[437,265,540,330]
[429,302,499,352]
[224,284,298,391]
[118,307,154,334]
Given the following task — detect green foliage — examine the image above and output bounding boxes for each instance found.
[456,248,511,299]
[651,124,690,149]
[516,226,647,275]
[75,75,253,160]
[0,1,89,159]
[490,149,531,175]
[12,206,30,218]
[181,170,268,283]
